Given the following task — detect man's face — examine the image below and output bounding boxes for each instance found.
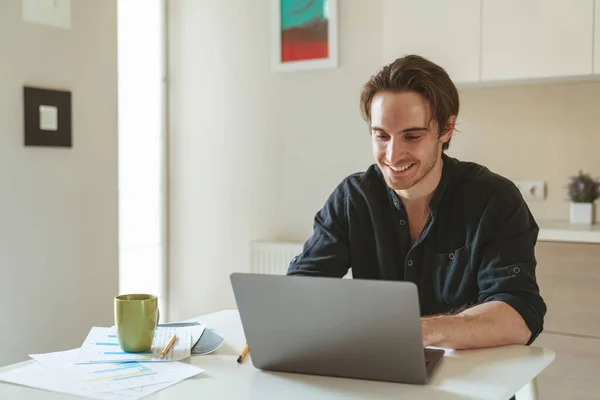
[370,91,452,191]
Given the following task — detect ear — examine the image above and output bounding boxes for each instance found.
[440,116,456,144]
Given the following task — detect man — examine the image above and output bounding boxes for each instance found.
[286,54,546,350]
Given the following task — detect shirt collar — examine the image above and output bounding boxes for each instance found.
[428,153,455,217]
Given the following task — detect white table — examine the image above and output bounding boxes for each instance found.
[0,310,555,400]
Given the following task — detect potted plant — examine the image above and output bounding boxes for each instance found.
[567,170,600,225]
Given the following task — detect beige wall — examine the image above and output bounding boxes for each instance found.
[276,79,600,243]
[168,0,600,319]
[0,1,118,366]
[449,81,600,223]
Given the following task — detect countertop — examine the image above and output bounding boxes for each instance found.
[537,220,600,244]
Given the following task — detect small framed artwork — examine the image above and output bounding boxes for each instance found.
[271,0,339,72]
[23,86,72,147]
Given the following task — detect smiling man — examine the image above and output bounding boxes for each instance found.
[287,54,546,350]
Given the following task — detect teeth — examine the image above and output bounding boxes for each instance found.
[389,163,413,172]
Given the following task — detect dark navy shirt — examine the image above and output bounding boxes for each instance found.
[287,153,546,345]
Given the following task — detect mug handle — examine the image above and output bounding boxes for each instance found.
[156,308,160,329]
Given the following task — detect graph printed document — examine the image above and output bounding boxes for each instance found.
[0,349,204,400]
[76,326,202,364]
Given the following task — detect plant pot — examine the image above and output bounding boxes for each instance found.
[569,202,595,225]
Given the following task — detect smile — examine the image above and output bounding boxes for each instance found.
[387,163,415,172]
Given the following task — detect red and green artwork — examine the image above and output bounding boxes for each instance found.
[280,0,329,62]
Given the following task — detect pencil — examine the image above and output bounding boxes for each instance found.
[237,343,249,363]
[160,334,177,359]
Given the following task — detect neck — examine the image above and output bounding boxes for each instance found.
[395,156,444,211]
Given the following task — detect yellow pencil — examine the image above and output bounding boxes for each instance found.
[160,334,177,359]
[237,343,249,363]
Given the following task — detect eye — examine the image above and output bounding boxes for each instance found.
[405,135,422,141]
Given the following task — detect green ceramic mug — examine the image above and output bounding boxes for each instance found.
[114,294,160,353]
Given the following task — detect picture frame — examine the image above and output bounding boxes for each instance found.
[271,0,339,72]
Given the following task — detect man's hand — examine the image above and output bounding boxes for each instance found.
[421,301,532,349]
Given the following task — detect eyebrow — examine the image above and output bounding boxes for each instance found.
[371,126,429,133]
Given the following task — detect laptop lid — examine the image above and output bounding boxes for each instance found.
[230,273,437,384]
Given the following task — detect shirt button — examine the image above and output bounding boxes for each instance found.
[399,220,406,226]
[513,266,520,274]
[448,253,455,260]
[393,198,400,208]
[291,256,298,263]
[407,260,413,267]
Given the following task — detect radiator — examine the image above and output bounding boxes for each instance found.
[250,241,303,275]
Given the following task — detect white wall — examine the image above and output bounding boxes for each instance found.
[169,0,281,319]
[0,1,118,366]
[168,0,383,319]
[168,0,384,319]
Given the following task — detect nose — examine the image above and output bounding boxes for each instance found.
[386,136,405,164]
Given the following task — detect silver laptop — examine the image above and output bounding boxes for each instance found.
[230,273,444,384]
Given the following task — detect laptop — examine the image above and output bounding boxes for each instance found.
[229,273,445,384]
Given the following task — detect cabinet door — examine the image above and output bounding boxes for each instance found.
[382,0,481,84]
[532,333,600,400]
[535,242,600,337]
[481,0,594,81]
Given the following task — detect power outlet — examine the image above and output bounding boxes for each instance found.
[513,180,546,201]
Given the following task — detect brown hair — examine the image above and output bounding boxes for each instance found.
[359,54,459,151]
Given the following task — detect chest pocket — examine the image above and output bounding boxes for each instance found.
[433,245,473,307]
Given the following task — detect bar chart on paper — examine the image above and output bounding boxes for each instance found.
[22,349,199,393]
[1,348,205,399]
[29,349,171,393]
[76,327,195,364]
[0,326,204,399]
[85,362,155,382]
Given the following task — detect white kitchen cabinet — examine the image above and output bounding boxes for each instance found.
[481,0,594,81]
[595,0,600,73]
[382,0,481,84]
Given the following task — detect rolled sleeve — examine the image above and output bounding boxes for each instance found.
[476,185,547,345]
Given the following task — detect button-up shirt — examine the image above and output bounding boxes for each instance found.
[286,154,547,344]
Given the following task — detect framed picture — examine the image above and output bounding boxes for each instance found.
[271,0,339,72]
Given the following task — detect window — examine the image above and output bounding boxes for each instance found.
[117,0,167,316]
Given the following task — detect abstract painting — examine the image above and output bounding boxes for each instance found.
[272,0,338,71]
